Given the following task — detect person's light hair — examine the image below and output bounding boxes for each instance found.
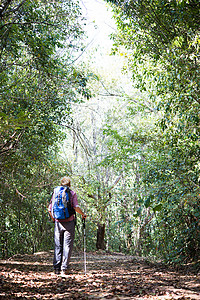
[60,176,71,187]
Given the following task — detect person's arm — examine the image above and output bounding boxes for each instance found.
[49,210,55,222]
[74,206,86,219]
[71,191,86,219]
[48,192,55,222]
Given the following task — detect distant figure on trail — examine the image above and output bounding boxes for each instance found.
[48,176,86,276]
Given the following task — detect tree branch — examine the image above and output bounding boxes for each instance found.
[140,212,155,232]
[0,130,24,155]
[109,164,125,191]
[0,21,58,30]
[16,188,26,198]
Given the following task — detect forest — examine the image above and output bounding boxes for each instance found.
[0,0,200,269]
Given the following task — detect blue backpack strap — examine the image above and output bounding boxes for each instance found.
[62,187,70,208]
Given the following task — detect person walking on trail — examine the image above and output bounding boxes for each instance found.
[48,176,86,276]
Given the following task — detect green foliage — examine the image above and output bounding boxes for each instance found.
[102,0,200,263]
[101,98,200,261]
[0,0,92,258]
[1,0,199,264]
[108,0,200,113]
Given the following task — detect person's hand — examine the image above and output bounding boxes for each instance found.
[82,213,87,219]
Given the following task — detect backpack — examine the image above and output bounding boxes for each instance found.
[52,186,75,220]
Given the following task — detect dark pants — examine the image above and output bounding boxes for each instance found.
[53,220,75,271]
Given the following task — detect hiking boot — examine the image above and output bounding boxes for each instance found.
[54,269,60,275]
[60,269,70,277]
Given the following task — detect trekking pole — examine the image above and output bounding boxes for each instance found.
[82,217,87,275]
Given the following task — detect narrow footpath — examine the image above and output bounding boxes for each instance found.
[0,251,199,299]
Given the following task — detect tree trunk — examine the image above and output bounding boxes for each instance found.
[96,222,106,250]
[106,215,110,251]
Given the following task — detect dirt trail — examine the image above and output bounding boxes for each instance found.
[0,251,199,299]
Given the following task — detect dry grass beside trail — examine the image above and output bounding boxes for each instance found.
[0,251,199,299]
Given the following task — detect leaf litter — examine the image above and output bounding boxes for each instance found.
[0,251,199,299]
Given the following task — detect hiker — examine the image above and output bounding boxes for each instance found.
[48,176,86,276]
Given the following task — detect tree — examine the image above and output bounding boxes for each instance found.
[107,0,200,107]
[59,62,131,250]
[66,101,123,250]
[103,0,200,261]
[0,0,91,258]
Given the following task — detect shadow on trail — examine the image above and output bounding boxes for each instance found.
[0,251,199,299]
